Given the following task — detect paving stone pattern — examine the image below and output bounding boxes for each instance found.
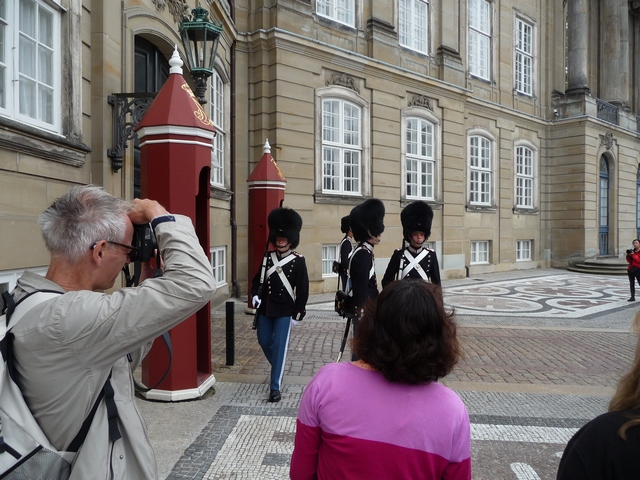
[145,271,638,479]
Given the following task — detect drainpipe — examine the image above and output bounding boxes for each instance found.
[229,2,241,297]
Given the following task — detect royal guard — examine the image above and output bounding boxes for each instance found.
[337,215,354,292]
[347,199,385,354]
[382,201,441,288]
[251,207,309,402]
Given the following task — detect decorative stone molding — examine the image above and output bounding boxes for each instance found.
[326,73,359,93]
[600,132,614,150]
[408,95,433,111]
[153,0,189,24]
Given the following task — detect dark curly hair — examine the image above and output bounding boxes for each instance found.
[352,279,460,384]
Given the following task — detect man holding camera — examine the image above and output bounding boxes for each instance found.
[8,185,215,479]
[626,239,640,301]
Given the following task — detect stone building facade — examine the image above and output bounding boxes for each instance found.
[1,0,639,301]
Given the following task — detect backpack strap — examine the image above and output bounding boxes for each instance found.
[3,290,122,452]
[67,371,121,452]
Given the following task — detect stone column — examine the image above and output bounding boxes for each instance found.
[601,0,628,104]
[566,0,589,94]
[435,0,464,85]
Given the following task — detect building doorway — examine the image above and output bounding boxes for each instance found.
[133,36,170,198]
[599,155,610,255]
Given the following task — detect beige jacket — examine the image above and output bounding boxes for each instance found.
[11,215,216,480]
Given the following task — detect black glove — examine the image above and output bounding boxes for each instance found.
[292,310,306,321]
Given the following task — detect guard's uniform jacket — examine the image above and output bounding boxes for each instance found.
[349,242,378,317]
[338,236,353,276]
[381,245,441,288]
[252,250,309,318]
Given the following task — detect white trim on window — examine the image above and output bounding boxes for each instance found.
[210,70,225,188]
[467,130,495,206]
[516,239,532,261]
[210,246,227,286]
[515,17,533,96]
[515,143,537,209]
[401,107,441,201]
[399,0,429,54]
[316,0,355,27]
[0,0,62,132]
[468,0,491,80]
[322,244,339,276]
[0,266,48,293]
[315,85,371,198]
[470,241,490,264]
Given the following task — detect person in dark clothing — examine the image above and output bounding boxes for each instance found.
[382,201,441,288]
[337,215,353,292]
[251,207,309,402]
[347,199,385,358]
[626,239,640,301]
[556,310,640,479]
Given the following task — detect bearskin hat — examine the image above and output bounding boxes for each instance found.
[349,199,385,243]
[340,215,351,234]
[401,201,433,243]
[268,207,303,249]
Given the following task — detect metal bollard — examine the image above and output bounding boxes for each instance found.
[226,301,235,365]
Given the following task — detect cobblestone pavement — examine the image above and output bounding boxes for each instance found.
[136,269,638,479]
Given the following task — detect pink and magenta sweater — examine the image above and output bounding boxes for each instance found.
[290,362,471,479]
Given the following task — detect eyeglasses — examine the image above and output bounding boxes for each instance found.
[92,240,138,259]
[107,241,138,257]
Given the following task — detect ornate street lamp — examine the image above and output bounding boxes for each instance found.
[179,4,223,105]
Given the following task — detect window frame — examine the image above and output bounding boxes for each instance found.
[322,244,340,276]
[401,107,441,202]
[316,0,356,27]
[315,85,371,200]
[467,130,495,207]
[468,0,492,81]
[0,0,62,133]
[399,0,429,54]
[515,16,534,96]
[210,246,227,287]
[470,240,490,264]
[516,239,532,261]
[210,69,226,188]
[515,144,534,208]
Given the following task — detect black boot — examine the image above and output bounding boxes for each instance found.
[269,389,281,402]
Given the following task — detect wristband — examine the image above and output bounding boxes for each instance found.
[150,215,176,230]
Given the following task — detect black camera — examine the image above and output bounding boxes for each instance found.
[627,249,633,255]
[130,223,157,262]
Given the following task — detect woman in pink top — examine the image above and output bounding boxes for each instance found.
[290,279,471,480]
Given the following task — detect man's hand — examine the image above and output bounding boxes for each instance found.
[292,310,305,322]
[128,199,169,225]
[252,295,262,308]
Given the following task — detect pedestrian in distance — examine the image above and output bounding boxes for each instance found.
[626,239,640,301]
[337,215,353,292]
[251,207,309,403]
[346,198,385,359]
[556,310,640,479]
[290,279,471,480]
[382,200,441,288]
[8,185,216,479]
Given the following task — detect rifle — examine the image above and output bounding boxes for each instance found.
[252,239,271,330]
[336,315,352,362]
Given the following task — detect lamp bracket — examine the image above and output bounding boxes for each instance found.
[107,93,156,172]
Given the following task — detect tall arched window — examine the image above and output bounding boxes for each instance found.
[599,155,609,255]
